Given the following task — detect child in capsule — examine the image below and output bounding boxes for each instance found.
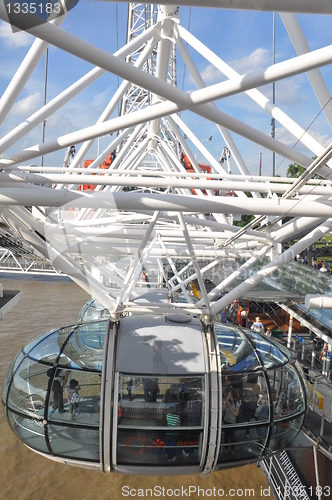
[67,379,81,419]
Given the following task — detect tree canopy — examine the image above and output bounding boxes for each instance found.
[286,163,305,178]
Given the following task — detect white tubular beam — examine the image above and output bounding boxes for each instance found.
[270,217,327,242]
[305,295,332,309]
[90,124,147,220]
[115,211,160,306]
[123,306,203,315]
[165,115,228,220]
[3,12,332,168]
[64,127,134,192]
[2,188,332,217]
[156,137,209,198]
[8,171,332,197]
[209,219,332,316]
[1,207,117,311]
[182,215,270,241]
[170,112,227,175]
[111,1,332,14]
[0,6,67,126]
[69,37,158,171]
[77,127,134,172]
[287,316,293,349]
[171,259,220,293]
[15,166,332,185]
[158,235,193,303]
[0,97,313,170]
[0,88,313,171]
[281,13,332,130]
[196,245,272,307]
[177,212,210,310]
[121,238,156,303]
[178,26,327,162]
[0,23,158,155]
[283,142,332,198]
[149,16,173,146]
[176,33,259,194]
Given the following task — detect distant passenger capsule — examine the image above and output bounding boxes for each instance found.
[2,306,308,475]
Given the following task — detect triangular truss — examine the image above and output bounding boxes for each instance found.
[1,2,332,321]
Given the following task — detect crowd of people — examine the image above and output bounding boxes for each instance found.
[293,237,332,272]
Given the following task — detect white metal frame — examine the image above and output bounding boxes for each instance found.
[0,2,332,321]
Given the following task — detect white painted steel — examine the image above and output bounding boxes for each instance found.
[1,3,332,320]
[0,5,67,126]
[281,13,332,130]
[209,219,332,316]
[305,295,332,309]
[112,1,332,14]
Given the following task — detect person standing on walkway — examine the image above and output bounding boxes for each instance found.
[251,316,264,334]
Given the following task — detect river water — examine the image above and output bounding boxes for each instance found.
[0,276,273,500]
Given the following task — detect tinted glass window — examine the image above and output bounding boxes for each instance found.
[118,375,203,428]
[28,326,74,363]
[247,330,288,368]
[7,412,48,454]
[6,357,49,416]
[216,324,260,372]
[62,322,107,371]
[117,428,202,466]
[48,424,99,462]
[48,369,101,425]
[2,350,25,401]
[117,374,204,467]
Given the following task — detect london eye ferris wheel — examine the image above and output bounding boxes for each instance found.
[1,0,332,475]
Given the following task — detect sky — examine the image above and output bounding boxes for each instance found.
[0,2,332,177]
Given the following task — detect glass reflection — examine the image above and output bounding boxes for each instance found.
[215,324,260,372]
[117,428,202,466]
[7,358,49,416]
[246,330,288,368]
[269,414,304,452]
[218,429,264,463]
[118,375,203,428]
[77,299,110,323]
[2,351,26,404]
[48,424,99,461]
[61,322,107,371]
[267,364,305,420]
[22,331,55,356]
[7,411,48,454]
[28,326,74,363]
[48,370,101,425]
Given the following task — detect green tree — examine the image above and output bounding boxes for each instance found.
[286,163,305,178]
